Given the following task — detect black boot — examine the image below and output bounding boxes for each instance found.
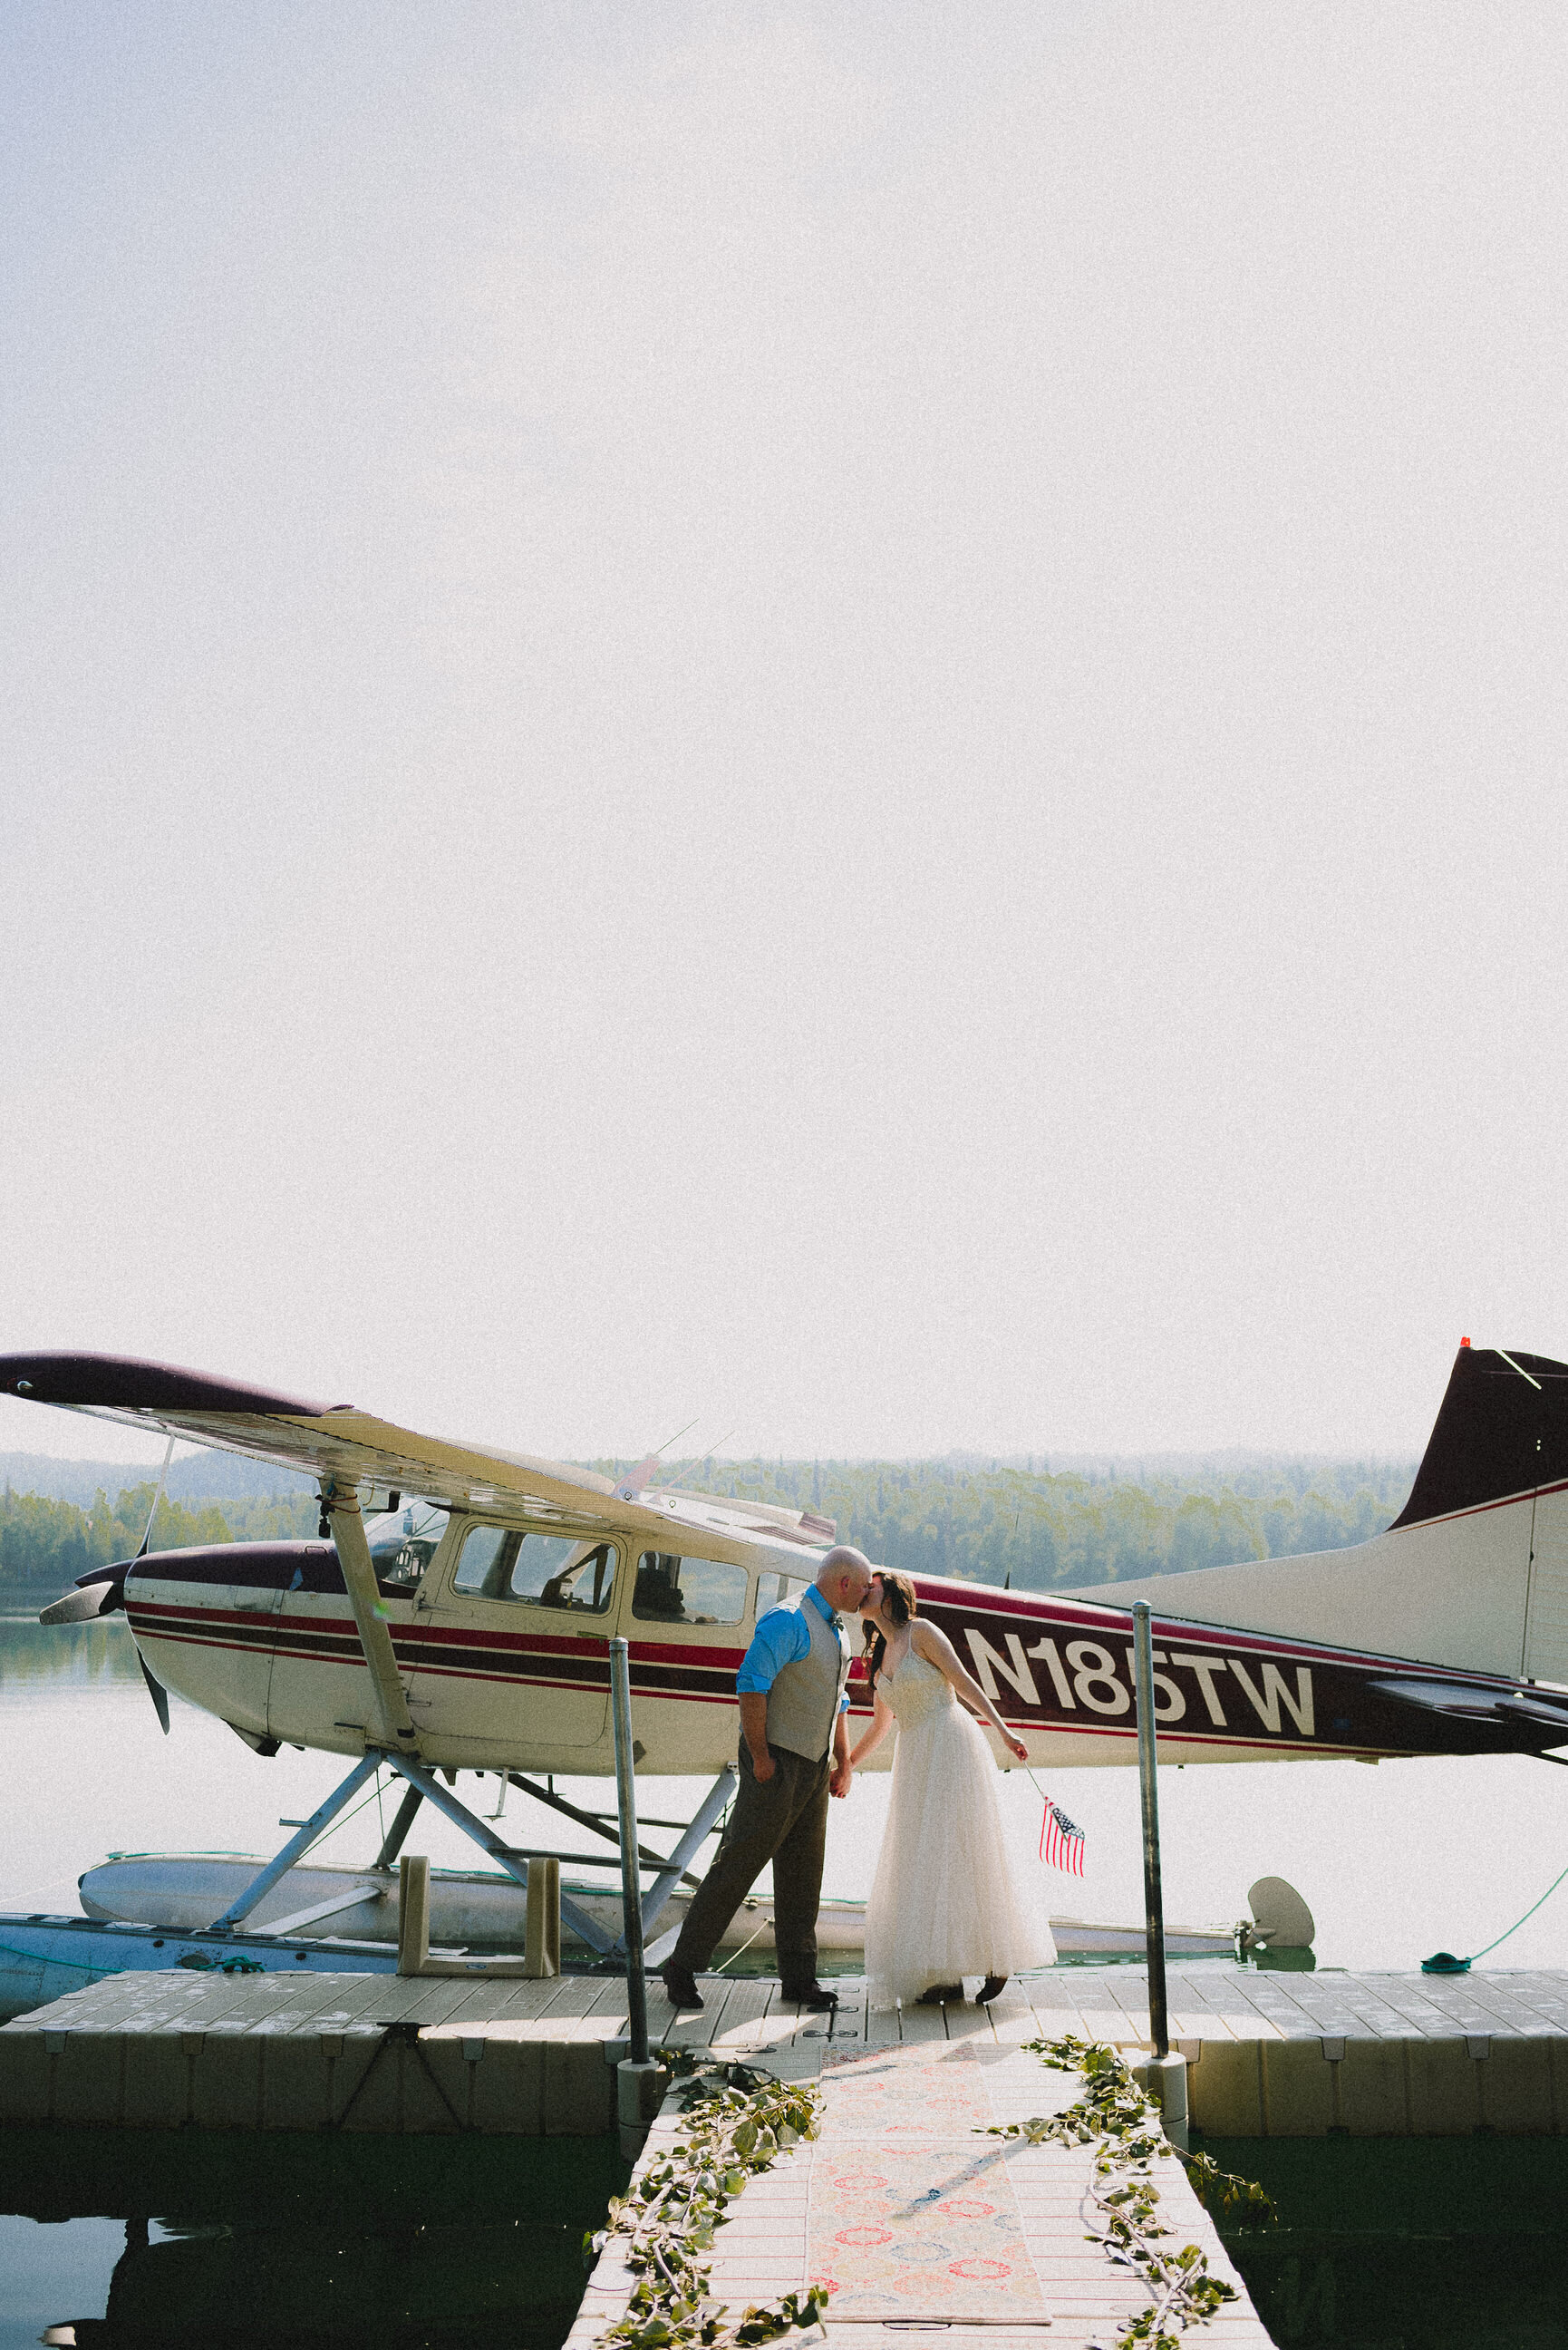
[782,1980,839,2011]
[661,1963,704,2011]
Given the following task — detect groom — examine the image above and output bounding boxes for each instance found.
[661,1545,875,2013]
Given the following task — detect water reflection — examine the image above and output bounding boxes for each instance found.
[1221,2136,1568,2350]
[0,2124,625,2349]
[0,1608,143,1692]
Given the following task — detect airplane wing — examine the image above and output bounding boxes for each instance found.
[0,1351,815,1549]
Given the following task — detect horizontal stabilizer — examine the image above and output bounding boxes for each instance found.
[1369,1675,1568,1743]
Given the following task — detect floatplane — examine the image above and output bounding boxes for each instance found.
[3,1340,1566,2008]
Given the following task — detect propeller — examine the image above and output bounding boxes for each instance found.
[138,1650,171,1734]
[36,1433,176,1733]
[130,1432,175,1733]
[38,1565,129,1626]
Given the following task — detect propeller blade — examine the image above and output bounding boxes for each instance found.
[38,1566,130,1627]
[138,1650,171,1734]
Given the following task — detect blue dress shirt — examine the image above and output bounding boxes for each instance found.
[735,1582,851,1712]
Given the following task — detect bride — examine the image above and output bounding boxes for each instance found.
[850,1569,1056,2005]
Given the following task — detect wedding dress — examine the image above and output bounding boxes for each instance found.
[864,1643,1057,2006]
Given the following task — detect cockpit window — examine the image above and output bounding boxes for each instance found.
[633,1552,750,1626]
[368,1503,448,1597]
[765,1571,813,1607]
[452,1526,617,1612]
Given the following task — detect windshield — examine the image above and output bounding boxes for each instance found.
[367,1502,449,1595]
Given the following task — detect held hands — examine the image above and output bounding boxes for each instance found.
[829,1756,853,1799]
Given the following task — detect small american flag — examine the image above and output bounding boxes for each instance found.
[1039,1798,1085,1876]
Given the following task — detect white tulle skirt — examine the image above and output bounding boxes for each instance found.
[864,1697,1057,2007]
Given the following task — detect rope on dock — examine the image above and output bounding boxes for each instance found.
[1423,1850,1568,1974]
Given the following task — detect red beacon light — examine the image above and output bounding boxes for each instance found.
[1460,1335,1471,1348]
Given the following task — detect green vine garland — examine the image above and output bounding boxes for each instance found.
[979,2035,1274,2350]
[586,2051,828,2350]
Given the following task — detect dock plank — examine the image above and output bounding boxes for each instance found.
[941,1993,997,2044]
[863,1994,901,2047]
[893,1996,949,2042]
[825,1976,868,2048]
[703,1973,776,2054]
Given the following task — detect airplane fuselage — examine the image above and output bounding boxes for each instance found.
[121,1515,1560,1775]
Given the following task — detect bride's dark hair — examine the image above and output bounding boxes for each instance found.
[862,1568,918,1693]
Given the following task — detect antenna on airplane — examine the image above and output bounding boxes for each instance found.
[131,1432,177,1558]
[614,1416,702,1500]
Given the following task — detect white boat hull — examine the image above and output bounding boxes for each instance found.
[77,1854,1236,1961]
[0,1911,403,2025]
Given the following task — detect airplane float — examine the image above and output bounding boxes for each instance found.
[4,1339,1567,1988]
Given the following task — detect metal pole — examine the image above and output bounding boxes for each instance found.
[1132,1601,1169,2059]
[610,1637,650,2064]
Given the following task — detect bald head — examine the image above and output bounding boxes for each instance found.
[817,1544,874,1614]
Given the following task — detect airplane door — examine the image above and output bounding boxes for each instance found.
[406,1523,620,1757]
[624,1549,758,1773]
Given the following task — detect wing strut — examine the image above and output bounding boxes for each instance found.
[202,1753,736,1963]
[381,1756,615,1954]
[209,1753,383,1931]
[323,1481,420,1752]
[500,1770,721,1891]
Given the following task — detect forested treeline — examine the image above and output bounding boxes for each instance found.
[590,1456,1416,1590]
[0,1483,316,1590]
[5,1456,1418,1597]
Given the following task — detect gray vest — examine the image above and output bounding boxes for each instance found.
[765,1594,853,1761]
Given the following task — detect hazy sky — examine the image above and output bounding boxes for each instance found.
[4,2,1564,1468]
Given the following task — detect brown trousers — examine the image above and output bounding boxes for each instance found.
[669,1741,831,1987]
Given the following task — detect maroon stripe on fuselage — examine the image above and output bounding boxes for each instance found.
[131,1597,746,1700]
[130,1616,1397,1750]
[125,1556,1525,1686]
[128,1588,1530,1761]
[1388,1475,1568,1532]
[629,1637,749,1672]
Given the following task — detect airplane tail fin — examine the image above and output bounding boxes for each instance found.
[1389,1344,1568,1533]
[1103,1345,1568,1681]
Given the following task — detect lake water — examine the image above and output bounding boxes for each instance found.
[0,2121,623,2350]
[5,1604,1568,2344]
[1217,2136,1568,2349]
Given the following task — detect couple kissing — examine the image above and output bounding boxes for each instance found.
[660,1546,1055,2013]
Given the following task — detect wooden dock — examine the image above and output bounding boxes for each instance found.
[7,1959,1568,2139]
[1021,1960,1568,2138]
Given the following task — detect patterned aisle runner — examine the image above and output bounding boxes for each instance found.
[804,2044,1048,2320]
